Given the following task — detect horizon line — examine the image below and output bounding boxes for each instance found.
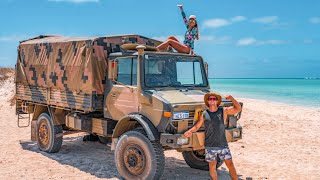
[0,67,319,79]
[209,77,320,79]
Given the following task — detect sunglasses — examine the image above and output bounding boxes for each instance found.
[208,97,218,101]
[189,19,196,23]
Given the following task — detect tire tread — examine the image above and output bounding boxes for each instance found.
[151,141,165,179]
[49,125,63,153]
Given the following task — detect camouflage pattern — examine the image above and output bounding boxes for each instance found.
[105,86,139,120]
[15,34,162,111]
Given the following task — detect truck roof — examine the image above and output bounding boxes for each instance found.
[20,34,162,45]
[109,51,202,58]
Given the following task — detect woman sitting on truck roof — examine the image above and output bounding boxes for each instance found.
[157,4,199,54]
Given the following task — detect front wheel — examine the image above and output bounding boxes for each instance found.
[182,150,223,170]
[115,131,165,180]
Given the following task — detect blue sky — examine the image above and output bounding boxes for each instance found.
[0,0,319,78]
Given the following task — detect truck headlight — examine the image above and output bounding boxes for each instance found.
[177,136,189,145]
[233,130,241,138]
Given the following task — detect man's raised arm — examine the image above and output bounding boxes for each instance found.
[225,95,242,115]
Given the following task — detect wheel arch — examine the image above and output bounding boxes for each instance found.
[32,105,49,121]
[112,114,160,141]
[32,105,66,125]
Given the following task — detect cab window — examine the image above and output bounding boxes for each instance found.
[115,57,137,86]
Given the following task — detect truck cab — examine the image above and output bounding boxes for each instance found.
[105,46,243,178]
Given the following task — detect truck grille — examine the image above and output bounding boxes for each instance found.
[171,110,195,121]
[168,110,205,133]
[189,111,195,119]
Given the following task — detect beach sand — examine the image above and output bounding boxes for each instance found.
[0,70,319,180]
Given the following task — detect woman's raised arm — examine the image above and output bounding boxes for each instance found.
[178,5,189,28]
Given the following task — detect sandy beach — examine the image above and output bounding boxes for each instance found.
[0,70,319,180]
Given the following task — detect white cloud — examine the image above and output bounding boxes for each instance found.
[199,36,231,44]
[0,35,29,42]
[252,16,279,24]
[203,16,287,29]
[309,17,320,24]
[250,16,289,29]
[48,0,99,3]
[237,37,287,46]
[152,35,231,45]
[262,58,271,63]
[237,38,257,46]
[260,40,286,45]
[231,16,247,22]
[203,19,231,28]
[203,16,246,28]
[303,39,313,44]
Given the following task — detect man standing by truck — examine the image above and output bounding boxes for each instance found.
[184,93,242,180]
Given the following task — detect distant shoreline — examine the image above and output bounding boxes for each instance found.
[209,77,320,79]
[212,92,320,108]
[237,97,319,109]
[209,78,320,108]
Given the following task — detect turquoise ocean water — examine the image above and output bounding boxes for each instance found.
[209,79,320,108]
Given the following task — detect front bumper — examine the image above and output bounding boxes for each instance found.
[160,126,242,150]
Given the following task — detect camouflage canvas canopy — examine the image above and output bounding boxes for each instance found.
[16,34,162,94]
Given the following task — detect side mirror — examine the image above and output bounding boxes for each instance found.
[108,60,118,80]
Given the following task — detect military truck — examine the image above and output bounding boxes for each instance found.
[15,34,243,179]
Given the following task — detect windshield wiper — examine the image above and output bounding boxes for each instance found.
[179,84,195,87]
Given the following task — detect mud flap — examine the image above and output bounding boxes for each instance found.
[111,138,118,150]
[31,120,37,141]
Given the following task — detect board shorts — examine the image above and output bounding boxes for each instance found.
[205,147,232,162]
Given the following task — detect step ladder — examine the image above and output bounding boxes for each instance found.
[16,101,31,128]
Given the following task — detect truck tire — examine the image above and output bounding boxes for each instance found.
[36,113,63,153]
[115,131,165,180]
[182,150,223,170]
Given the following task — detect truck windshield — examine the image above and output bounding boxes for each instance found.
[144,54,208,87]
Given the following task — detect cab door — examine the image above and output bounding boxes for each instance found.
[106,57,138,120]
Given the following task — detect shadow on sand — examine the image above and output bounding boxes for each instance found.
[20,136,250,180]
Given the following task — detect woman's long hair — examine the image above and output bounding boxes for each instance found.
[195,22,200,40]
[188,19,200,40]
